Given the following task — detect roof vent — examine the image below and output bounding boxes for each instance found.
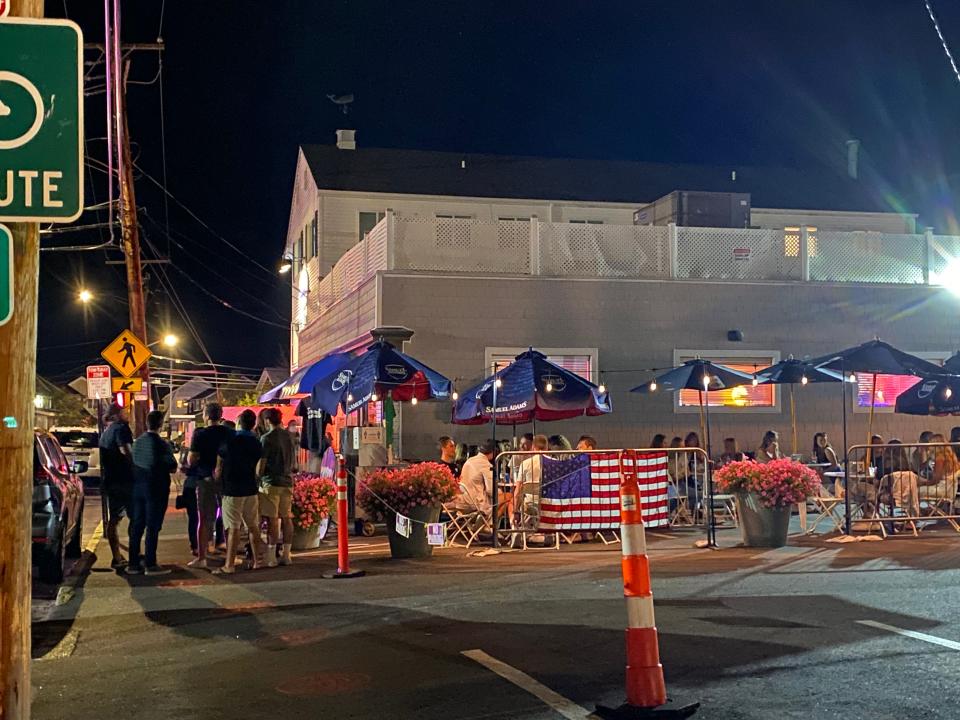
[336,129,356,150]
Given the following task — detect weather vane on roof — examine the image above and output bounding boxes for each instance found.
[327,93,354,115]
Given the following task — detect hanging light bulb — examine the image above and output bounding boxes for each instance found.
[849,373,857,383]
[752,376,759,387]
[452,391,459,401]
[371,392,379,402]
[546,382,553,392]
[801,375,808,386]
[411,396,418,405]
[598,383,606,393]
[703,374,711,389]
[346,393,353,402]
[650,380,657,392]
[495,378,502,388]
[947,387,954,399]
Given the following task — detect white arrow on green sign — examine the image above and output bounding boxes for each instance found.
[0,18,84,222]
[0,224,12,325]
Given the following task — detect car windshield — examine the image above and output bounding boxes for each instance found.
[53,431,98,448]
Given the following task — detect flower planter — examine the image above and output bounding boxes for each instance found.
[291,517,330,550]
[385,505,441,559]
[735,492,792,548]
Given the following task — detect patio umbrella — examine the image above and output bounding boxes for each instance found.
[451,349,611,425]
[810,339,942,534]
[310,339,452,415]
[258,352,354,403]
[895,375,960,416]
[755,357,843,455]
[631,359,753,548]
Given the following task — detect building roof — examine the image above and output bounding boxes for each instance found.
[301,144,908,214]
[257,367,289,391]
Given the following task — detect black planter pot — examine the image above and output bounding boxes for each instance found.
[385,505,442,559]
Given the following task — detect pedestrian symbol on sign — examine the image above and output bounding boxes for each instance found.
[120,336,137,369]
[101,329,151,378]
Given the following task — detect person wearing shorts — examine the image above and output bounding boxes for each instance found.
[98,404,134,569]
[213,409,264,574]
[186,402,234,569]
[258,407,296,567]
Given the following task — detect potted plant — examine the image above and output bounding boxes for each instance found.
[714,459,820,547]
[358,462,458,559]
[290,472,338,550]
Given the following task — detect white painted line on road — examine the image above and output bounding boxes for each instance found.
[462,649,596,720]
[84,520,104,554]
[857,620,960,651]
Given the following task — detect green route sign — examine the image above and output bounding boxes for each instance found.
[0,224,12,326]
[0,18,83,222]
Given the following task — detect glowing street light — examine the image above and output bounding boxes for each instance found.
[162,333,178,348]
[78,288,93,303]
[278,262,292,274]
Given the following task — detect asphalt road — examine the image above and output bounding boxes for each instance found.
[29,499,960,719]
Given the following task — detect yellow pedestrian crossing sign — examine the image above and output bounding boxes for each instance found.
[112,376,143,393]
[101,329,151,378]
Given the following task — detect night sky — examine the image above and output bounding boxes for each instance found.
[36,0,960,382]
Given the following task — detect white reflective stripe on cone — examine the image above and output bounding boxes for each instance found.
[337,492,348,501]
[621,523,647,557]
[625,594,656,629]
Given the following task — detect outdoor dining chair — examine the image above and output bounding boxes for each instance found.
[443,483,493,548]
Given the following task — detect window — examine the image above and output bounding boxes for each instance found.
[304,222,313,260]
[674,350,780,412]
[485,347,598,382]
[297,232,304,270]
[359,211,385,242]
[311,211,319,258]
[497,216,529,250]
[784,226,818,257]
[436,214,473,248]
[569,219,604,225]
[853,352,951,413]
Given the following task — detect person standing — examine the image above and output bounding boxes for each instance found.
[99,404,134,569]
[213,409,265,574]
[258,407,297,567]
[127,411,177,576]
[187,402,235,569]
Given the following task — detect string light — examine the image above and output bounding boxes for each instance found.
[801,375,808,385]
[371,392,378,402]
[346,393,353,402]
[752,376,759,386]
[452,391,459,401]
[848,373,857,383]
[649,380,657,391]
[702,375,711,389]
[947,387,954,399]
[411,397,418,405]
[545,382,553,392]
[598,383,606,393]
[495,378,502,388]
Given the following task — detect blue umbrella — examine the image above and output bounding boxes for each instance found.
[451,349,611,425]
[895,375,960,416]
[311,339,452,415]
[258,352,354,403]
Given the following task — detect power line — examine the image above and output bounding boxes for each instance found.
[925,0,960,85]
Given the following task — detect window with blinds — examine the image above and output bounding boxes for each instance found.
[675,352,778,411]
[487,348,597,382]
[853,352,951,412]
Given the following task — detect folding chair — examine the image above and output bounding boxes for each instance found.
[918,471,960,532]
[806,479,846,535]
[443,483,493,548]
[668,473,694,526]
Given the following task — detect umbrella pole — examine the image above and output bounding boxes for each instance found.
[842,359,851,535]
[867,372,877,469]
[491,368,499,550]
[790,384,797,456]
[697,390,706,449]
[703,390,716,548]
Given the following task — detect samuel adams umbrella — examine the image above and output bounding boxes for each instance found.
[451,349,612,425]
[632,359,753,548]
[310,339,452,415]
[258,352,353,403]
[895,375,960,416]
[755,357,843,455]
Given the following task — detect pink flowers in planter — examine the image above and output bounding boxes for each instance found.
[714,458,821,509]
[291,472,338,530]
[357,462,458,520]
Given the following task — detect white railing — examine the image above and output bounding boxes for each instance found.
[308,215,960,312]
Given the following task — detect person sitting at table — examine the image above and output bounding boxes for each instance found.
[918,433,960,508]
[454,439,496,517]
[756,430,782,464]
[869,434,887,478]
[438,435,461,478]
[576,435,597,451]
[717,437,745,467]
[515,434,548,524]
[883,442,920,518]
[650,434,666,449]
[548,435,573,452]
[813,432,840,471]
[951,427,960,462]
[912,431,935,480]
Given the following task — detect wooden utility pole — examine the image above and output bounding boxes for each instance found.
[0,0,43,714]
[114,32,149,435]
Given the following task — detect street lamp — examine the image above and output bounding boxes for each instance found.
[159,334,178,439]
[78,289,93,303]
[162,334,178,348]
[278,261,292,274]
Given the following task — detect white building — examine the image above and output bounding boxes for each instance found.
[283,132,960,458]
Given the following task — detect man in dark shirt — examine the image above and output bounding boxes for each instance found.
[187,402,235,569]
[438,435,460,477]
[213,409,264,574]
[127,410,177,575]
[258,407,296,567]
[98,404,134,568]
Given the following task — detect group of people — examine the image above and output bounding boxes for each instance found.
[97,401,299,576]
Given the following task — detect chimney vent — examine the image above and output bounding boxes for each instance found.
[846,139,860,179]
[336,129,356,150]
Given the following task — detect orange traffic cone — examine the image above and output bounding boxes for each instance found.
[595,450,699,719]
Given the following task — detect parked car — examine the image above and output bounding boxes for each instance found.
[51,426,100,490]
[33,430,85,584]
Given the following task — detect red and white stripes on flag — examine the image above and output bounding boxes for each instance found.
[537,451,669,531]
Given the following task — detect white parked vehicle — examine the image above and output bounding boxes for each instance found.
[51,427,100,489]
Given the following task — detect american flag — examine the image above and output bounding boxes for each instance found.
[538,451,669,531]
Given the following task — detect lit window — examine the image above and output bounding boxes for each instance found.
[853,352,951,412]
[675,351,779,411]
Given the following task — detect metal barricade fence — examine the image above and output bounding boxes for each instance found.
[836,442,960,537]
[492,447,714,549]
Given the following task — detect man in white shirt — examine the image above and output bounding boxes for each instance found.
[456,440,496,516]
[516,434,548,525]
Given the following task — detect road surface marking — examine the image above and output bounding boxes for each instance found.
[84,520,104,554]
[857,620,960,651]
[462,649,595,720]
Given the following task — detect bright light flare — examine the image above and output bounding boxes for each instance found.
[163,333,178,348]
[801,375,809,385]
[649,381,657,392]
[78,289,93,303]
